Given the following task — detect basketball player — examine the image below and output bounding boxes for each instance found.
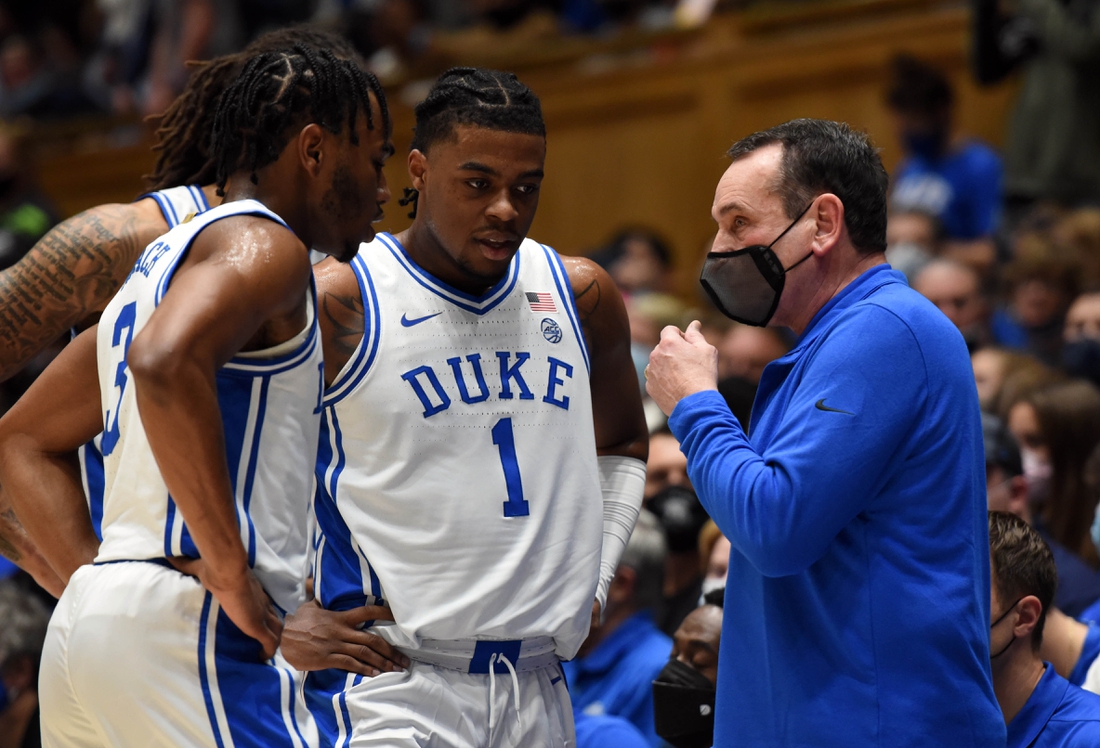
[0,45,392,747]
[290,68,648,747]
[0,26,355,596]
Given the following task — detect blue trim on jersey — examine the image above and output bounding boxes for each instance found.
[198,592,227,748]
[81,439,106,540]
[241,376,271,567]
[224,280,321,376]
[217,374,258,565]
[541,244,591,374]
[154,203,291,305]
[209,603,308,746]
[322,256,382,407]
[376,232,520,315]
[190,185,211,211]
[313,412,370,613]
[147,191,180,227]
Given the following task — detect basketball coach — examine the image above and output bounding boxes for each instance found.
[646,119,1005,747]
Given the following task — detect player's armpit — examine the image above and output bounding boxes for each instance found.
[282,599,410,676]
[562,256,648,462]
[0,326,103,584]
[0,200,166,382]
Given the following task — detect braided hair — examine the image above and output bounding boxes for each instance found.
[144,25,364,191]
[210,43,390,197]
[400,67,545,218]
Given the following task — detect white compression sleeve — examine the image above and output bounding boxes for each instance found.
[595,455,647,611]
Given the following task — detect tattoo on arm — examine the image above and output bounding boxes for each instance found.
[573,278,601,345]
[0,509,24,563]
[321,291,366,359]
[0,206,149,379]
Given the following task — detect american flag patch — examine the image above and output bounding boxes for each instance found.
[526,292,557,312]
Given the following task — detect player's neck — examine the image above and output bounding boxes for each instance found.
[222,173,313,250]
[397,222,502,297]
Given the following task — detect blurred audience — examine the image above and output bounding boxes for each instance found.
[886,53,1001,274]
[913,259,990,352]
[564,510,671,748]
[0,578,50,748]
[1063,291,1100,388]
[993,235,1081,366]
[987,512,1100,745]
[984,413,1100,618]
[1006,380,1100,567]
[652,587,723,748]
[648,483,709,636]
[971,347,1061,418]
[697,519,728,600]
[591,227,676,298]
[715,323,790,384]
[885,208,938,282]
[0,123,56,270]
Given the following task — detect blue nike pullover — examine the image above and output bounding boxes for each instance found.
[669,265,1005,747]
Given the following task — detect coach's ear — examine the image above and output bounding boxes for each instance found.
[408,149,428,192]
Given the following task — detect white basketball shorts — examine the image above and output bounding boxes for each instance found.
[40,560,318,748]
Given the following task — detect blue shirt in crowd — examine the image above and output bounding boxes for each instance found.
[563,610,671,748]
[1009,664,1100,748]
[669,265,1004,747]
[574,711,650,748]
[1069,623,1100,687]
[891,141,1003,240]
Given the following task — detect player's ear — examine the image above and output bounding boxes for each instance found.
[297,123,326,179]
[408,149,428,191]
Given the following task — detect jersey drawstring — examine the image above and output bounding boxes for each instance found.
[487,652,523,745]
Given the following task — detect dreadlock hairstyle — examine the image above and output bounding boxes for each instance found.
[399,67,545,218]
[210,43,390,197]
[144,25,364,191]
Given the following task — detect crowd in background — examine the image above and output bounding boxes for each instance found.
[3,0,1100,746]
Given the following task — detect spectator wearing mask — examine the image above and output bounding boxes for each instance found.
[0,577,51,748]
[988,511,1100,746]
[886,54,1002,274]
[1007,381,1100,567]
[653,587,724,748]
[985,413,1100,618]
[914,258,991,352]
[1063,292,1100,387]
[564,510,672,748]
[885,208,940,283]
[649,483,710,636]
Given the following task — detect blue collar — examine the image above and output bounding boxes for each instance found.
[798,262,903,345]
[1007,663,1068,748]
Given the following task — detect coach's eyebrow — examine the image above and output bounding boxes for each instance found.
[717,201,748,217]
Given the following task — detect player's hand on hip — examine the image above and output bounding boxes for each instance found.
[646,320,719,416]
[169,556,283,660]
[281,599,410,676]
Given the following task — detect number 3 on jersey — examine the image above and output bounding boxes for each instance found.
[492,417,530,517]
[101,301,138,456]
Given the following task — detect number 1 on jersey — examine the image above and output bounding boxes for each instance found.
[492,417,529,517]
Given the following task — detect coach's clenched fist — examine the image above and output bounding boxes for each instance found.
[645,320,719,416]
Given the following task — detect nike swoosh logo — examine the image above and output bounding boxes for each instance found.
[400,312,442,327]
[815,399,854,415]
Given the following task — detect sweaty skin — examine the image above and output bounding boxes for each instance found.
[0,99,392,656]
[0,186,219,592]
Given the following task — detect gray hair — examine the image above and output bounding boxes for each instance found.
[0,580,51,666]
[620,509,667,611]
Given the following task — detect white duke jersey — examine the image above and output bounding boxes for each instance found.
[79,184,211,540]
[313,232,603,661]
[93,199,323,615]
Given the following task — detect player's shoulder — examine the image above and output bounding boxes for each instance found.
[313,255,360,300]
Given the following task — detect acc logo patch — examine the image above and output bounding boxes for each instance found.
[541,318,563,344]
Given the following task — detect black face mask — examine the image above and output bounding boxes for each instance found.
[1063,339,1100,387]
[700,203,813,327]
[652,658,716,748]
[990,598,1022,660]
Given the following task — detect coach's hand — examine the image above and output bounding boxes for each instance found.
[646,320,719,416]
[282,599,410,676]
[170,557,282,660]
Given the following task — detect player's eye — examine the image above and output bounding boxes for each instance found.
[466,179,489,190]
[514,184,539,196]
